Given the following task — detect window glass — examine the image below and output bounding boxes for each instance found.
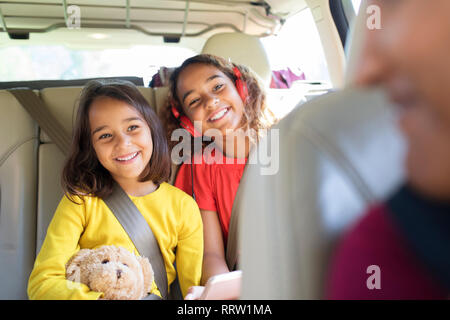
[261,8,330,85]
[261,8,331,119]
[0,42,196,85]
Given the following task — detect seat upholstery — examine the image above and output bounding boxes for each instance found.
[35,143,65,254]
[0,91,39,299]
[38,87,156,143]
[201,32,272,86]
[154,86,170,117]
[237,87,406,299]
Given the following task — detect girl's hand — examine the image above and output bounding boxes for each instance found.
[184,286,205,300]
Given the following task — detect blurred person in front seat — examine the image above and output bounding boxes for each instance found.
[326,0,450,299]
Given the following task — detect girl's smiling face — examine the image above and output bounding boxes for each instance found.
[176,63,245,137]
[89,96,153,184]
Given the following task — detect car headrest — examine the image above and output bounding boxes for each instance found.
[38,86,155,143]
[201,32,272,86]
[238,87,406,299]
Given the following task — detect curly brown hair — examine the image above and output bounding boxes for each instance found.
[160,54,277,152]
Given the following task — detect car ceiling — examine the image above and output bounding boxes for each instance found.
[0,0,307,51]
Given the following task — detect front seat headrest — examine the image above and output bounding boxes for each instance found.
[201,32,272,86]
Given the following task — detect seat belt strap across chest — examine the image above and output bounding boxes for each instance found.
[8,88,71,154]
[103,183,169,300]
[10,88,170,299]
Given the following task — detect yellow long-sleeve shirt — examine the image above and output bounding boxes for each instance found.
[28,182,203,300]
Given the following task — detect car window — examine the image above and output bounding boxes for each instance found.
[261,8,330,85]
[261,7,331,119]
[0,43,196,85]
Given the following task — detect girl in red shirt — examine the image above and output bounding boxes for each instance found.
[160,54,276,294]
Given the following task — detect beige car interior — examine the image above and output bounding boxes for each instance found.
[237,87,406,299]
[0,0,407,300]
[236,5,407,298]
[0,30,272,299]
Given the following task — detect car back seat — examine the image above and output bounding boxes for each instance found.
[154,86,170,117]
[0,91,39,299]
[36,87,157,253]
[0,85,156,299]
[0,33,277,299]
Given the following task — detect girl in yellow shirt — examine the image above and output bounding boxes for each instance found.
[28,80,203,300]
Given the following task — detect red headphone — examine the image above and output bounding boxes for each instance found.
[171,66,248,137]
[171,103,202,138]
[233,66,248,103]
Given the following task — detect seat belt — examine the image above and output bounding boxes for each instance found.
[226,201,239,271]
[9,88,179,299]
[8,89,71,155]
[103,183,169,300]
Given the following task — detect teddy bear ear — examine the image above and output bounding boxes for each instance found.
[137,256,154,295]
[65,249,91,283]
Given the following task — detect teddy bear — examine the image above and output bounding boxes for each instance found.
[65,245,154,300]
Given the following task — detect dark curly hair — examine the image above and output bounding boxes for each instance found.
[160,54,277,152]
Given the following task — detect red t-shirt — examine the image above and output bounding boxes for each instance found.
[174,149,247,245]
[326,204,447,299]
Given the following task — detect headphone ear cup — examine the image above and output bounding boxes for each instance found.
[236,78,248,103]
[171,105,180,119]
[171,100,201,137]
[233,66,248,103]
[179,115,202,138]
[171,100,180,119]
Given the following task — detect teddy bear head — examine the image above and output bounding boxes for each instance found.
[66,245,154,300]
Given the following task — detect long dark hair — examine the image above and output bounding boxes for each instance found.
[62,79,171,203]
